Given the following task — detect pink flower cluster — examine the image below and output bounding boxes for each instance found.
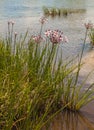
[31,35,43,44]
[45,29,68,44]
[84,22,93,30]
[39,16,48,24]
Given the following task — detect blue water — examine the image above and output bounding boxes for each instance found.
[0,0,94,57]
[0,0,94,19]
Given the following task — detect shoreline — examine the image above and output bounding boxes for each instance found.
[79,49,94,86]
[79,50,94,125]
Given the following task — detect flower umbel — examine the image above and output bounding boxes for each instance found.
[39,16,48,24]
[31,35,43,44]
[45,29,68,44]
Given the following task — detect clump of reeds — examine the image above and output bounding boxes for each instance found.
[43,6,86,17]
[0,19,94,130]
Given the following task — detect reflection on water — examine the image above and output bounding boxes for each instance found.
[42,110,94,130]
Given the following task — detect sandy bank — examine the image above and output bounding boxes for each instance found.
[79,49,94,86]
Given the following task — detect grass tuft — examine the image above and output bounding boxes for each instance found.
[0,20,94,129]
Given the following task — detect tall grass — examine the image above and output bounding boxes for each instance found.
[0,20,94,130]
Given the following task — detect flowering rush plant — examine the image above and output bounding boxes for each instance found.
[31,17,68,44]
[31,30,68,44]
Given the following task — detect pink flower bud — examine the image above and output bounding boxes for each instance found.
[84,22,93,30]
[11,20,15,25]
[14,32,18,37]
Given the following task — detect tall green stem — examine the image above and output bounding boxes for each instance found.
[75,28,88,85]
